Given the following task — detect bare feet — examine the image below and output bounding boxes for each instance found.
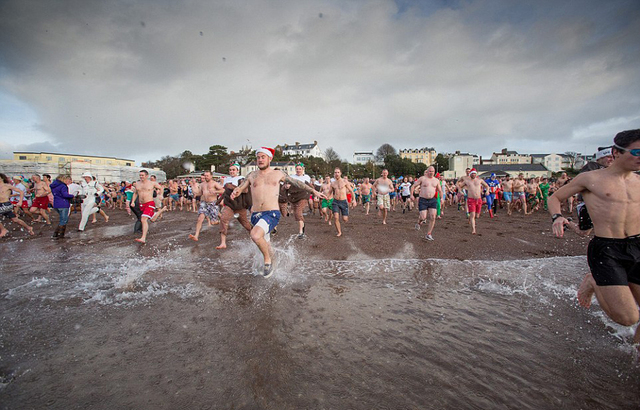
[336,232,342,237]
[134,238,146,244]
[216,244,227,249]
[188,234,198,242]
[27,227,35,236]
[105,215,110,222]
[91,219,97,224]
[0,228,8,238]
[577,273,596,308]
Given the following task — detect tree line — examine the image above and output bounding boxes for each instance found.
[142,143,449,179]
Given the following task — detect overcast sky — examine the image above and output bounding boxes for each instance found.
[1,0,639,165]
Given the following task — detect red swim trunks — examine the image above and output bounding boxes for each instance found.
[140,201,156,219]
[346,193,352,203]
[32,196,49,209]
[467,197,483,214]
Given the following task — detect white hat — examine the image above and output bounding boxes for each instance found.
[82,172,93,178]
[595,147,612,160]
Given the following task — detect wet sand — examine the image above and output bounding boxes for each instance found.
[4,204,636,410]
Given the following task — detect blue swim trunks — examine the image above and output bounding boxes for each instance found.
[503,192,512,202]
[251,210,281,234]
[332,199,349,216]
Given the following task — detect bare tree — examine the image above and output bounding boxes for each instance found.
[563,151,579,170]
[376,143,397,161]
[324,147,341,162]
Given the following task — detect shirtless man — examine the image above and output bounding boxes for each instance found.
[320,175,334,224]
[359,177,373,215]
[456,168,472,216]
[188,171,225,241]
[372,169,394,225]
[231,147,326,277]
[525,178,542,214]
[501,176,513,215]
[330,168,354,236]
[0,173,34,237]
[458,169,489,234]
[132,170,167,243]
[549,129,640,346]
[288,164,313,238]
[511,173,527,215]
[29,174,51,224]
[411,166,443,240]
[555,172,573,212]
[168,180,180,211]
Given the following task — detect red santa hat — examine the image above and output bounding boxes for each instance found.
[255,147,274,159]
[469,168,477,174]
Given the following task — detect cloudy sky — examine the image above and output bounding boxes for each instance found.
[1,0,639,165]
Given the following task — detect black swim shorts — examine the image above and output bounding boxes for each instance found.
[418,197,438,211]
[587,235,640,286]
[331,199,349,216]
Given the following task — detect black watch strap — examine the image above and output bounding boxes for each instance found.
[551,213,563,222]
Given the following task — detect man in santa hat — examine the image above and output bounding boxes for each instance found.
[231,147,326,277]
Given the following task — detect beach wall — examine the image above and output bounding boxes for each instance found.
[0,161,166,183]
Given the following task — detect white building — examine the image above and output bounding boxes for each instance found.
[490,149,532,165]
[448,152,480,178]
[0,161,166,183]
[353,151,376,165]
[281,141,323,159]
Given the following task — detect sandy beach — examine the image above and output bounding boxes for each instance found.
[2,205,638,409]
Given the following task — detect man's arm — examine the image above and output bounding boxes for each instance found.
[548,174,589,237]
[213,181,225,195]
[284,175,326,199]
[11,186,25,203]
[231,172,253,199]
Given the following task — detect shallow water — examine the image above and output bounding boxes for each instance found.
[1,237,639,409]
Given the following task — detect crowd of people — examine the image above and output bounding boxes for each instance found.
[0,129,639,347]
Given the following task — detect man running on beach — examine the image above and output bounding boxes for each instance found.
[231,147,326,277]
[29,174,51,224]
[320,175,334,224]
[511,173,527,215]
[216,164,252,249]
[502,175,513,215]
[329,167,353,236]
[549,129,640,345]
[0,173,35,237]
[288,163,313,239]
[132,170,167,243]
[359,177,373,215]
[188,171,225,242]
[412,166,443,240]
[372,169,394,225]
[458,169,489,235]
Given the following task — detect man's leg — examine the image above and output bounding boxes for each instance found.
[11,217,34,235]
[0,222,7,237]
[136,217,150,243]
[334,211,341,236]
[250,225,271,264]
[470,212,477,234]
[382,207,388,224]
[578,275,640,342]
[426,209,436,236]
[189,213,206,241]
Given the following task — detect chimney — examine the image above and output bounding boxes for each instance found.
[295,142,300,146]
[501,148,507,154]
[313,140,317,146]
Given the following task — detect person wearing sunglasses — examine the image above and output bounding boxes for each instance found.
[548,129,640,347]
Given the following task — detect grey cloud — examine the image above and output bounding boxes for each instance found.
[1,0,639,163]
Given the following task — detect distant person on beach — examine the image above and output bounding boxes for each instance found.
[372,169,394,225]
[50,174,75,239]
[549,129,640,345]
[231,147,326,277]
[458,169,489,235]
[188,170,224,242]
[412,166,442,241]
[0,173,34,238]
[320,175,334,224]
[216,164,252,249]
[29,174,51,225]
[131,170,167,243]
[78,172,103,231]
[287,163,313,239]
[359,177,372,215]
[511,173,527,215]
[501,175,513,215]
[329,167,352,236]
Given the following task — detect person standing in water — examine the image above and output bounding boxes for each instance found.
[549,129,640,346]
[412,166,442,240]
[231,147,326,277]
[287,163,313,239]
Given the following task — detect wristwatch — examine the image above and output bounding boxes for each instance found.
[551,213,563,222]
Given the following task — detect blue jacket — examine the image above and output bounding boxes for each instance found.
[50,179,74,208]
